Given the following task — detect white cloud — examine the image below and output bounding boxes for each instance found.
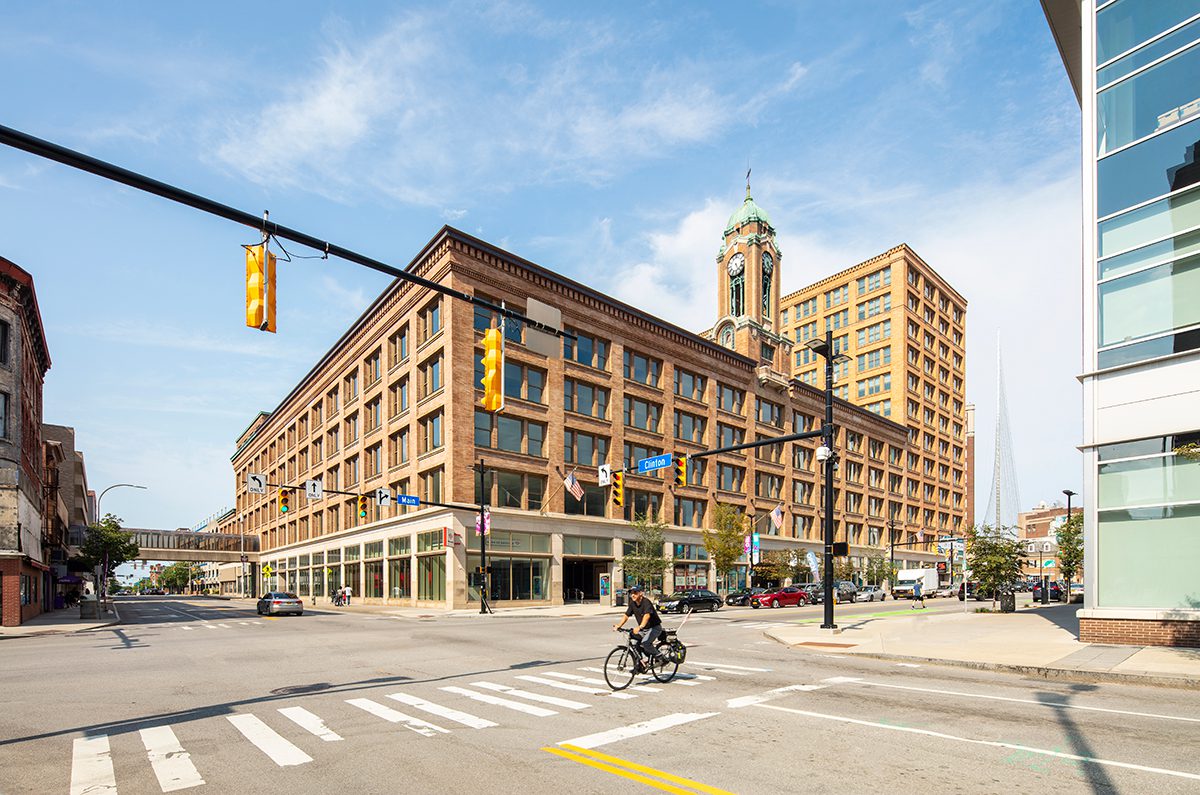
[65,320,302,360]
[442,208,468,222]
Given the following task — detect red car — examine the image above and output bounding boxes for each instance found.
[750,586,811,609]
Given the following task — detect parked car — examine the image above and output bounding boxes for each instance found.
[1068,582,1084,603]
[798,583,823,604]
[658,590,722,613]
[725,587,768,607]
[859,585,887,602]
[835,581,859,603]
[1032,581,1064,602]
[750,586,811,609]
[958,581,997,601]
[257,592,304,616]
[934,585,958,598]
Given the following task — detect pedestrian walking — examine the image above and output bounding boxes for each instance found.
[912,578,925,609]
[343,585,353,606]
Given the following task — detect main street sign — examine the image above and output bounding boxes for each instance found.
[637,453,672,474]
[396,494,420,507]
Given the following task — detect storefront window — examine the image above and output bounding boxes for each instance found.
[365,560,384,599]
[388,557,411,598]
[467,554,549,601]
[344,563,361,596]
[672,562,710,591]
[298,567,310,596]
[311,567,325,598]
[417,555,446,601]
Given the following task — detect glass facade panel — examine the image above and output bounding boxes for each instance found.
[1098,326,1200,367]
[1097,40,1200,155]
[344,563,361,596]
[365,561,384,598]
[417,555,446,601]
[1097,504,1200,607]
[1099,454,1200,507]
[1099,183,1200,256]
[311,568,324,598]
[1099,225,1200,279]
[1099,15,1200,87]
[298,567,310,596]
[388,557,411,598]
[1098,253,1200,346]
[1098,117,1200,217]
[1096,0,1200,64]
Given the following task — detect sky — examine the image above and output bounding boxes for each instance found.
[0,1,1081,537]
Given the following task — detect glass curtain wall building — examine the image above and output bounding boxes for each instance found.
[1046,0,1200,646]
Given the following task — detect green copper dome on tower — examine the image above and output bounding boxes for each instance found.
[725,184,772,234]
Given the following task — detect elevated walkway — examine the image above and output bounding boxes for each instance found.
[127,528,259,563]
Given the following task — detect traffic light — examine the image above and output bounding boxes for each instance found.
[278,488,290,514]
[357,494,369,519]
[673,454,687,487]
[479,327,504,412]
[245,244,277,333]
[611,471,623,508]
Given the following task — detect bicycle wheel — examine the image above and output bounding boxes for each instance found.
[604,646,637,691]
[650,652,679,683]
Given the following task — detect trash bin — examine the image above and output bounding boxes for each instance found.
[999,591,1016,613]
[615,589,626,607]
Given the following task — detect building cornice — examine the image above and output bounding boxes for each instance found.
[780,243,968,308]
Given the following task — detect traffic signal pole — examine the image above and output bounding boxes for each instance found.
[820,332,837,630]
[477,458,492,615]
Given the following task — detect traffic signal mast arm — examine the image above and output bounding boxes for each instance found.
[0,124,573,343]
[685,427,826,460]
[263,481,480,512]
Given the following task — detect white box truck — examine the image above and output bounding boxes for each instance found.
[893,568,939,599]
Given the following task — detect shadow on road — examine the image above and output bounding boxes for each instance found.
[1034,685,1117,794]
[1024,604,1081,640]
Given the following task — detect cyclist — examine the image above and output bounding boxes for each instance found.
[613,585,667,666]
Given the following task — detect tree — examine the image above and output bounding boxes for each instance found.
[1056,512,1084,598]
[864,553,892,586]
[78,514,139,591]
[759,550,796,586]
[158,562,201,592]
[965,525,1026,608]
[833,557,857,584]
[702,504,746,594]
[621,511,674,596]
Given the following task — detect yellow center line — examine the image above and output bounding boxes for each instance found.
[543,745,735,795]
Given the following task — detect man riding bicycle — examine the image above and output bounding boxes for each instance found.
[613,585,668,665]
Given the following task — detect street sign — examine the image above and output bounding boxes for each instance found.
[397,494,420,507]
[752,532,761,564]
[261,564,273,577]
[374,488,391,506]
[305,479,323,500]
[247,473,267,495]
[637,453,672,474]
[524,297,563,358]
[1043,559,1055,568]
[598,464,612,487]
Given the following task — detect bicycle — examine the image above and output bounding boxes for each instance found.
[604,628,686,690]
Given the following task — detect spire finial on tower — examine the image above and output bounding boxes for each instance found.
[745,166,752,199]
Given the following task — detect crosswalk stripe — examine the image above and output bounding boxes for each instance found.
[238,622,250,626]
[278,707,343,741]
[543,671,660,693]
[387,693,497,729]
[203,625,217,630]
[181,626,194,631]
[578,665,700,687]
[70,735,117,795]
[140,726,205,792]
[345,698,448,737]
[226,714,312,766]
[439,686,557,717]
[515,675,637,699]
[470,682,590,710]
[559,712,721,750]
[216,624,231,629]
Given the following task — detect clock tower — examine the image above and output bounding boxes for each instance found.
[711,181,788,369]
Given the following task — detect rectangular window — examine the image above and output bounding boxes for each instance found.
[420,300,442,342]
[420,355,443,397]
[623,396,662,432]
[0,392,7,437]
[674,411,706,444]
[717,464,745,492]
[717,423,745,448]
[344,371,358,402]
[1098,254,1200,354]
[755,398,783,427]
[855,266,891,294]
[564,430,608,466]
[420,411,443,453]
[421,467,444,503]
[366,397,382,432]
[417,555,446,601]
[563,328,610,370]
[0,321,8,365]
[564,482,607,516]
[502,362,547,404]
[389,325,409,367]
[623,350,662,386]
[857,319,892,347]
[623,443,665,479]
[365,350,382,385]
[716,383,744,414]
[856,294,893,321]
[674,368,707,401]
[563,378,609,419]
[755,473,783,499]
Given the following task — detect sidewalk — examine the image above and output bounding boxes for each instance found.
[229,597,625,619]
[0,603,121,638]
[764,603,1200,688]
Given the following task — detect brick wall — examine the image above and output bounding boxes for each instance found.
[1080,617,1200,648]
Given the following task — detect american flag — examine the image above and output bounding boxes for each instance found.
[770,503,784,530]
[917,529,925,542]
[564,472,584,501]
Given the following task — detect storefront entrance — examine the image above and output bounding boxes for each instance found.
[563,558,610,602]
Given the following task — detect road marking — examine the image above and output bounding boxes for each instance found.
[754,703,1200,782]
[238,622,251,626]
[543,671,661,693]
[139,726,204,792]
[387,692,498,729]
[203,625,218,631]
[278,707,343,741]
[821,676,863,684]
[844,679,1200,724]
[515,674,637,699]
[439,686,557,717]
[559,712,720,750]
[181,626,194,631]
[345,698,448,737]
[70,735,117,795]
[545,744,735,795]
[216,623,231,629]
[470,681,590,709]
[226,714,312,766]
[579,665,702,687]
[727,684,826,708]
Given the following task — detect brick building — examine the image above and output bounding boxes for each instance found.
[1017,503,1082,583]
[233,200,942,608]
[0,256,52,626]
[780,242,969,547]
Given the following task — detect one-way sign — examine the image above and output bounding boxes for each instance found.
[305,479,323,500]
[247,473,266,495]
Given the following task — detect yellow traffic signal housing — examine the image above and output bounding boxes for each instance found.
[479,327,504,412]
[673,455,687,487]
[245,244,277,333]
[278,488,290,514]
[611,471,624,508]
[358,494,369,519]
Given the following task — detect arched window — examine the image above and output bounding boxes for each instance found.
[762,252,774,319]
[730,273,744,316]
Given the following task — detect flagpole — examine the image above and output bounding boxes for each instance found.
[542,465,582,515]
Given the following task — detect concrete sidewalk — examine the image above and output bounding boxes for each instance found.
[0,604,121,638]
[225,596,624,619]
[764,604,1200,688]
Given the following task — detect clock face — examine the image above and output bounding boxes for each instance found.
[726,252,745,277]
[762,252,773,275]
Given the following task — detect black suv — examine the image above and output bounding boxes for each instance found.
[725,587,768,606]
[658,590,722,613]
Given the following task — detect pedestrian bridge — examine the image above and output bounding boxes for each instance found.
[127,528,260,563]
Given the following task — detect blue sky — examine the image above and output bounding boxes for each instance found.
[0,1,1080,535]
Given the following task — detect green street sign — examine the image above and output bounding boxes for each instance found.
[261,564,274,576]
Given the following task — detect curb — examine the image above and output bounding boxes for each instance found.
[0,604,122,639]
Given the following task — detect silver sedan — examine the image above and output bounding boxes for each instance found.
[256,592,304,616]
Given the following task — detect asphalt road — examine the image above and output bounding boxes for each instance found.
[2,595,1195,795]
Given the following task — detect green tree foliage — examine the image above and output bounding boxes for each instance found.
[158,562,201,591]
[833,557,857,583]
[1056,512,1084,595]
[759,549,796,585]
[864,553,893,586]
[78,514,139,585]
[702,504,746,593]
[966,525,1026,607]
[622,511,674,595]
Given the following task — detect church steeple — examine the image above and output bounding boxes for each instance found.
[714,179,783,362]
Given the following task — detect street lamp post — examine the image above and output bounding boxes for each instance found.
[1059,489,1076,605]
[806,330,849,630]
[94,483,147,606]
